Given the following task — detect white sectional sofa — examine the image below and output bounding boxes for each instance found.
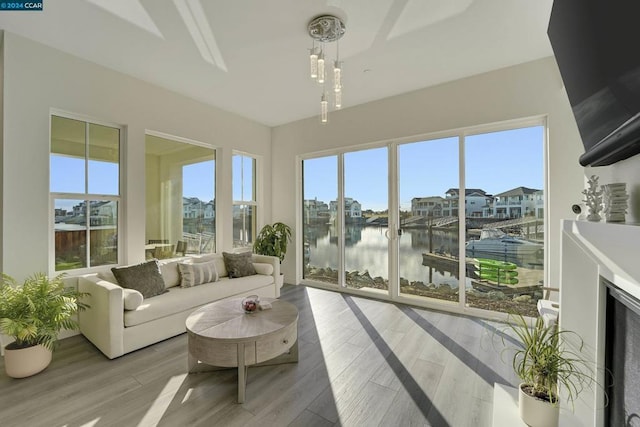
[78,253,280,359]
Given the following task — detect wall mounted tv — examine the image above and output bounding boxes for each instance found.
[547,0,640,167]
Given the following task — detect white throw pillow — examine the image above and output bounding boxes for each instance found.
[158,259,182,289]
[253,262,274,276]
[122,288,144,311]
[178,260,219,287]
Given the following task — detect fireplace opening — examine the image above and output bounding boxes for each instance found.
[605,280,640,426]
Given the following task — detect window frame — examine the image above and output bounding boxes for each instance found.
[49,111,124,275]
[232,151,262,248]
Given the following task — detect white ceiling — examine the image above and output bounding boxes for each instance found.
[0,0,554,127]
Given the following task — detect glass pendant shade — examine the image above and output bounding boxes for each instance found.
[317,53,325,84]
[335,90,342,109]
[334,62,341,93]
[321,94,328,123]
[309,50,318,79]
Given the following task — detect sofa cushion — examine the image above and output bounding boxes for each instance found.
[223,252,256,278]
[123,274,273,327]
[158,258,184,289]
[191,253,228,278]
[178,260,218,287]
[111,260,167,299]
[253,262,274,276]
[98,269,118,284]
[123,289,144,310]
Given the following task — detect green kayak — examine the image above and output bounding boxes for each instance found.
[474,258,518,271]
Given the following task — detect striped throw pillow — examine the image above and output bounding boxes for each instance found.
[178,260,219,288]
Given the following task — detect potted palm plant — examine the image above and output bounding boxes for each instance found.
[253,222,292,288]
[501,314,596,427]
[0,273,88,378]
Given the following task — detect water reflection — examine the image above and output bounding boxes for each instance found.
[305,225,460,283]
[304,225,543,284]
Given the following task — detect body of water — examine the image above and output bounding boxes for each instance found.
[305,224,543,286]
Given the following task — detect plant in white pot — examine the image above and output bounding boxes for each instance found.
[0,273,88,378]
[253,222,292,288]
[501,314,596,427]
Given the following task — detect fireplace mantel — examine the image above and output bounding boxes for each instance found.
[560,220,640,427]
[563,220,640,299]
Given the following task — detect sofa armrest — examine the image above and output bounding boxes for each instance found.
[251,254,281,296]
[78,275,125,359]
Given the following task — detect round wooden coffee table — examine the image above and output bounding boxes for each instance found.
[186,297,299,403]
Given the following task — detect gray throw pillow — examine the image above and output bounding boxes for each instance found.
[222,252,256,278]
[111,259,167,299]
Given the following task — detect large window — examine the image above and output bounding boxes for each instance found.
[145,134,216,259]
[50,115,121,271]
[233,153,258,248]
[301,121,545,318]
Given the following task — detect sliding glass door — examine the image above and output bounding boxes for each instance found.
[464,127,544,316]
[303,156,339,286]
[343,148,388,295]
[301,121,545,318]
[397,137,460,306]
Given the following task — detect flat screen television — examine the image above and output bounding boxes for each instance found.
[547,0,640,166]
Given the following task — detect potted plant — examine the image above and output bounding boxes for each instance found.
[500,314,596,427]
[0,273,88,378]
[253,222,292,288]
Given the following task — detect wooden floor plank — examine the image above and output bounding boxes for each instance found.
[288,409,335,427]
[377,357,444,427]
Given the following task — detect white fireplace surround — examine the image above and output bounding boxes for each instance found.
[560,219,640,426]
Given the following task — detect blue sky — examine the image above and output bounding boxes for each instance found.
[51,126,543,214]
[51,157,119,211]
[304,126,544,211]
[51,157,216,210]
[184,160,215,201]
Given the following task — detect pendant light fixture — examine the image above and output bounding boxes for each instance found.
[308,15,345,123]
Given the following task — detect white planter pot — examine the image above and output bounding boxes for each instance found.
[4,344,52,378]
[519,383,559,427]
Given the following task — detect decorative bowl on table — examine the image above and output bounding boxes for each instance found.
[241,295,260,313]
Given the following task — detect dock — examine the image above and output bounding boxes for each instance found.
[423,252,543,295]
[421,252,479,279]
[470,280,541,295]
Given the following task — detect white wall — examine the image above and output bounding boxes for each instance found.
[1,32,271,280]
[272,56,586,290]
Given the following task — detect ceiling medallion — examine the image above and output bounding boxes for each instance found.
[308,15,345,43]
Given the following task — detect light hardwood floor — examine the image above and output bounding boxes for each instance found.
[0,284,520,427]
